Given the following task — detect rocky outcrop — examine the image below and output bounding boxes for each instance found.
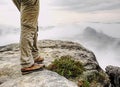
[106,65,120,87]
[0,40,110,87]
[0,70,77,87]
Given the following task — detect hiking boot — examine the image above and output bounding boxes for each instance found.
[21,63,45,75]
[34,56,44,63]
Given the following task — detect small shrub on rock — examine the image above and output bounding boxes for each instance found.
[47,55,85,79]
[78,80,90,87]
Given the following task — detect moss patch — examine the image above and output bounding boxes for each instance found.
[47,55,85,79]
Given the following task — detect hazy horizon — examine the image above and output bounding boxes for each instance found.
[0,25,120,69]
[0,0,120,37]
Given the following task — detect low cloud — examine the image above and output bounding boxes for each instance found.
[50,0,120,12]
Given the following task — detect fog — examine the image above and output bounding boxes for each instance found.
[0,23,120,69]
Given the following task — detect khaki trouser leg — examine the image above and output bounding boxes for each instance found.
[12,0,21,11]
[12,0,39,68]
[32,26,39,59]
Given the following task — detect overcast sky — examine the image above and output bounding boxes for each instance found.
[50,0,120,11]
[0,0,120,25]
[0,0,120,37]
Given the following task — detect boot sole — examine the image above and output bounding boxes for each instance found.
[22,68,44,75]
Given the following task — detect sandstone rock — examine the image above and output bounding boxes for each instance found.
[0,40,110,87]
[106,65,120,87]
[0,70,77,87]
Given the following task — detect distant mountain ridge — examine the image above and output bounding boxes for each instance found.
[80,27,120,51]
[83,27,118,41]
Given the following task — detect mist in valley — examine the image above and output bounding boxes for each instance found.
[0,23,120,69]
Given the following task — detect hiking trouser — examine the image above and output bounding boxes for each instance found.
[12,0,39,68]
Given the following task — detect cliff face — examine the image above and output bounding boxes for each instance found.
[106,65,120,87]
[0,40,110,87]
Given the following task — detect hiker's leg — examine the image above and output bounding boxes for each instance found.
[32,26,40,59]
[12,0,21,11]
[20,0,39,68]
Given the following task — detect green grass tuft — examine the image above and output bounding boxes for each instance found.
[47,55,85,79]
